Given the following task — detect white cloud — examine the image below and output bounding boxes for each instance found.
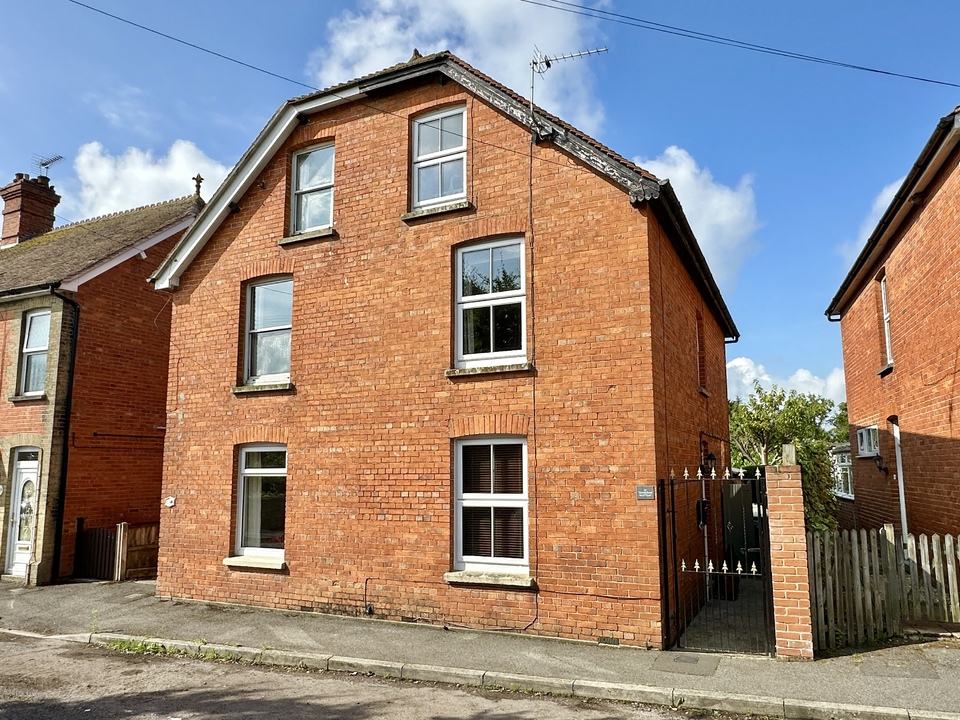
[727,357,845,404]
[836,176,904,265]
[61,140,230,220]
[83,85,154,134]
[307,0,605,134]
[637,146,758,293]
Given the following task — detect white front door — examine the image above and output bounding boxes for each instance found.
[6,450,39,577]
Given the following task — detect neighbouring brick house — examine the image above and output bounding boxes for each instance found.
[827,105,960,538]
[150,51,738,648]
[0,173,202,583]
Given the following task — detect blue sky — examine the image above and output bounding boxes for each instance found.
[3,0,959,404]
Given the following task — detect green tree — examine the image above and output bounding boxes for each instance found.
[729,381,839,530]
[729,382,835,466]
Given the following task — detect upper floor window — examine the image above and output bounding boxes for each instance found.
[413,107,466,209]
[292,144,334,234]
[236,444,287,557]
[879,273,893,367]
[857,426,879,457]
[456,238,525,368]
[455,438,528,573]
[20,309,50,395]
[695,310,707,391]
[831,446,854,499]
[245,278,293,385]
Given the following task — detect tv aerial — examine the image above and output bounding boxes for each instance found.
[32,154,64,178]
[529,46,607,130]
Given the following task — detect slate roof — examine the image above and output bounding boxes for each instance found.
[0,194,203,296]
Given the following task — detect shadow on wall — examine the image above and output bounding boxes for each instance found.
[848,421,960,537]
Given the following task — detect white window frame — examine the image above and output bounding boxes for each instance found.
[831,446,854,499]
[236,444,287,558]
[412,106,466,209]
[19,309,51,396]
[454,437,528,574]
[244,277,293,386]
[455,237,526,369]
[857,426,879,458]
[291,143,335,234]
[880,274,893,366]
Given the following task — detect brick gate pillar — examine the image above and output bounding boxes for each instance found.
[764,464,814,659]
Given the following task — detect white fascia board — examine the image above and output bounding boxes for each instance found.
[153,87,364,290]
[60,216,196,292]
[831,119,960,315]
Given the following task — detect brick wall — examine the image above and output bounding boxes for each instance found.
[840,143,960,537]
[58,236,181,576]
[0,295,71,583]
[156,77,729,647]
[765,464,814,659]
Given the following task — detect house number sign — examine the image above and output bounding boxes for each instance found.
[635,485,656,501]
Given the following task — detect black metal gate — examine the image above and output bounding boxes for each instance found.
[73,518,117,580]
[658,469,776,655]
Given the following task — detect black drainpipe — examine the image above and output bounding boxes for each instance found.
[48,285,79,583]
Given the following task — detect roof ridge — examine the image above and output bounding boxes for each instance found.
[53,194,198,233]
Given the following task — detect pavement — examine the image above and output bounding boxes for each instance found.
[1,579,959,720]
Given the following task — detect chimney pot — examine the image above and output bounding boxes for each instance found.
[1,173,60,246]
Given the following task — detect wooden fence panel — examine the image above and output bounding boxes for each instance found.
[807,526,960,651]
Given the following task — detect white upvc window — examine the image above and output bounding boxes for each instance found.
[292,144,334,234]
[19,309,50,395]
[245,278,293,385]
[880,274,893,366]
[831,447,854,499]
[236,444,287,557]
[412,106,466,208]
[857,426,879,458]
[455,238,525,368]
[454,438,528,573]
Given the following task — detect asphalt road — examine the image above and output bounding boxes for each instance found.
[0,633,682,720]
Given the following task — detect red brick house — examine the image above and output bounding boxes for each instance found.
[827,105,960,538]
[0,173,202,583]
[151,52,738,648]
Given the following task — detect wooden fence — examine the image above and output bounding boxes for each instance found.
[806,524,960,651]
[74,520,159,581]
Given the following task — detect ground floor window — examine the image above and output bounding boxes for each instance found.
[237,445,286,556]
[831,444,854,499]
[455,438,528,573]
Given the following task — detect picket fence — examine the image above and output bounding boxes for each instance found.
[806,524,960,650]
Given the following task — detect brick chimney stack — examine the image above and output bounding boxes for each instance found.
[1,173,60,247]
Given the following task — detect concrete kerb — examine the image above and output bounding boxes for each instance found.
[19,629,960,720]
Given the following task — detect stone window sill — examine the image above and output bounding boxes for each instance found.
[698,386,710,398]
[223,556,287,571]
[9,393,47,403]
[443,571,536,589]
[401,200,474,222]
[445,362,535,379]
[877,364,894,378]
[231,382,295,395]
[279,227,337,246]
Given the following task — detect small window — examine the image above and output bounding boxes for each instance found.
[236,445,287,556]
[831,447,854,498]
[456,238,525,368]
[695,310,707,391]
[244,278,293,385]
[455,438,528,573]
[413,107,466,209]
[292,144,334,234]
[19,309,50,395]
[857,426,879,457]
[879,274,893,367]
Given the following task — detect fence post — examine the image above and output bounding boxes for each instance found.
[881,524,902,636]
[114,522,129,582]
[765,464,814,659]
